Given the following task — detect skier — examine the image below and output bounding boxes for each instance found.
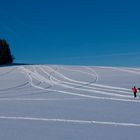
[132,86,137,98]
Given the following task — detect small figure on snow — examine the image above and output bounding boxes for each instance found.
[132,86,137,98]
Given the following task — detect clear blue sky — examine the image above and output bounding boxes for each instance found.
[0,0,140,66]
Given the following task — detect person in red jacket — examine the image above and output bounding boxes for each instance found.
[132,86,137,98]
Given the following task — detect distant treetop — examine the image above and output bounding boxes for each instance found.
[0,39,14,65]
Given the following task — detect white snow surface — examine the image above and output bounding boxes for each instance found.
[0,65,140,140]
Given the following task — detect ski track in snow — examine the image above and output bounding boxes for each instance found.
[1,65,140,128]
[0,67,17,77]
[0,116,140,127]
[19,65,135,102]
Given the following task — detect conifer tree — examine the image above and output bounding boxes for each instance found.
[0,39,13,64]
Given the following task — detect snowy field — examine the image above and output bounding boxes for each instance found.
[0,65,140,140]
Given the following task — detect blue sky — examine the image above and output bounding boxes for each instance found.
[0,0,140,66]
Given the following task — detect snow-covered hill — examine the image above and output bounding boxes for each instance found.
[0,65,140,140]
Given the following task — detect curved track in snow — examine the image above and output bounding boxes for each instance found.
[16,65,139,102]
[0,65,140,132]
